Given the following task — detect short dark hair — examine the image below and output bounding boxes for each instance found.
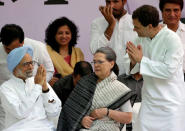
[0,24,24,46]
[132,5,159,27]
[45,17,79,54]
[95,47,119,75]
[159,0,184,11]
[73,61,93,77]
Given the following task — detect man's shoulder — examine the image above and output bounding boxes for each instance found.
[0,78,16,92]
[0,42,5,52]
[24,37,46,48]
[24,38,47,58]
[92,17,107,25]
[0,42,7,59]
[120,13,134,28]
[160,26,178,37]
[159,26,183,48]
[179,21,185,32]
[53,75,73,89]
[62,74,73,81]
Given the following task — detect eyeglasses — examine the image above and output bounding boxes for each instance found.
[21,61,39,67]
[91,60,106,65]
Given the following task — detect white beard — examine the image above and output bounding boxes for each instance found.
[16,69,33,79]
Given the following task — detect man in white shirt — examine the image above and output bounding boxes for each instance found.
[90,0,137,75]
[0,24,55,130]
[0,24,54,85]
[0,46,61,131]
[159,0,185,79]
[125,5,185,131]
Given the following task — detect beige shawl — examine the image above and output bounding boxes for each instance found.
[47,45,84,77]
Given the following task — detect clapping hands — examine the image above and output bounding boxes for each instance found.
[34,65,48,90]
[126,41,143,64]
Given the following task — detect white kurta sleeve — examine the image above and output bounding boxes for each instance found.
[90,20,110,54]
[41,83,61,117]
[24,38,54,82]
[0,84,42,119]
[123,54,140,75]
[36,44,54,82]
[140,38,184,79]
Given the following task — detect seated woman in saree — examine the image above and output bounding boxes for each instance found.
[57,47,135,131]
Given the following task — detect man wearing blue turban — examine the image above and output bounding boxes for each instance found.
[0,24,55,130]
[0,46,61,131]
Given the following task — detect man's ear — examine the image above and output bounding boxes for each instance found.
[20,41,24,47]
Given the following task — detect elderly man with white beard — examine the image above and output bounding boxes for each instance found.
[0,46,61,131]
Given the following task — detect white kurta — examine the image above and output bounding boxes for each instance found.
[0,38,55,130]
[0,76,61,131]
[90,13,137,75]
[124,26,185,131]
[176,21,185,72]
[161,21,185,72]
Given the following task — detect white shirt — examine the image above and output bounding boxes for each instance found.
[0,37,54,86]
[176,21,185,72]
[90,13,137,75]
[124,26,185,131]
[0,76,61,131]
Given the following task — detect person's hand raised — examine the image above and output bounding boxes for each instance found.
[99,5,116,26]
[126,41,143,63]
[34,65,46,86]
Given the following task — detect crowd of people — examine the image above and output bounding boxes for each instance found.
[0,0,185,131]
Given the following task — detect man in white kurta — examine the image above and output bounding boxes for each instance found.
[90,0,137,75]
[0,46,61,131]
[176,22,185,72]
[125,5,185,131]
[0,24,55,130]
[0,38,55,88]
[159,0,185,76]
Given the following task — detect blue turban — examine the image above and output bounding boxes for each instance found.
[7,45,33,73]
